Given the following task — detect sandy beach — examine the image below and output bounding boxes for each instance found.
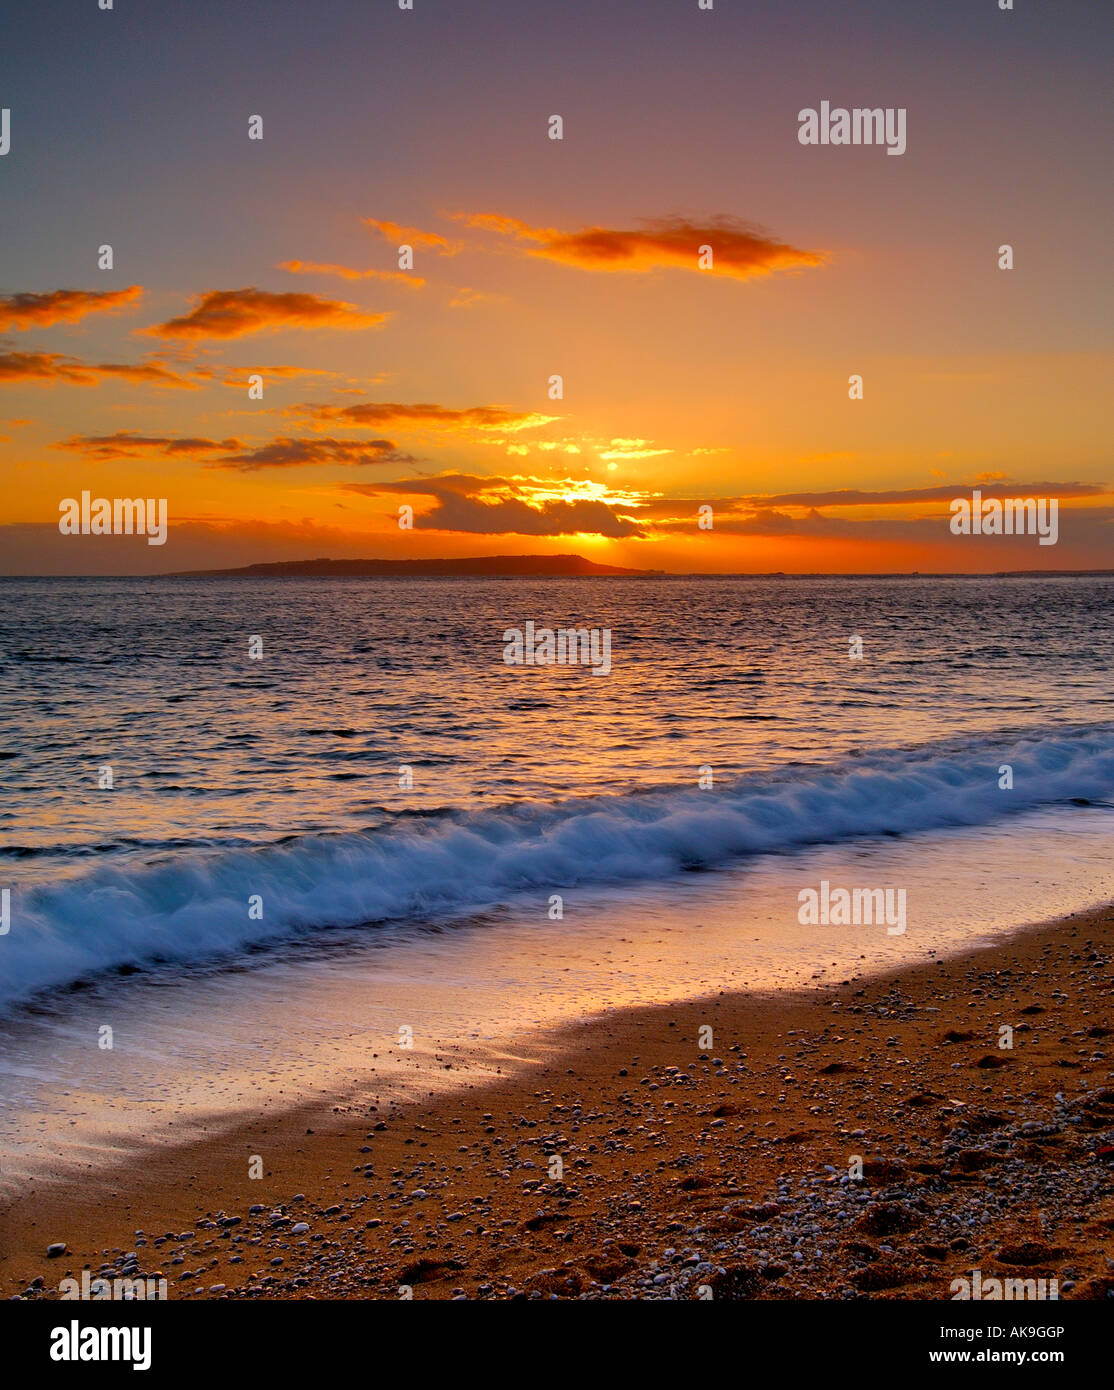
[3,903,1111,1302]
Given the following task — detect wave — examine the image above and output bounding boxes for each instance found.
[3,727,1114,1008]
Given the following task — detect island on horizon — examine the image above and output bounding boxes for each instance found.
[156,555,1114,580]
[163,553,663,579]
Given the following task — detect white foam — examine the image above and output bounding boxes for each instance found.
[2,728,1113,1008]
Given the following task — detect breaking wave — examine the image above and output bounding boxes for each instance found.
[3,727,1113,1008]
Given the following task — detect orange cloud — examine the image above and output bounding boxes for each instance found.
[448,286,499,309]
[0,350,194,388]
[724,482,1107,509]
[362,219,461,253]
[216,364,342,388]
[457,213,823,279]
[0,286,143,330]
[208,436,417,472]
[278,259,424,288]
[146,288,388,339]
[285,400,558,433]
[1,352,102,385]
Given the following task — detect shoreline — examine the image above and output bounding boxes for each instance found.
[3,905,1112,1301]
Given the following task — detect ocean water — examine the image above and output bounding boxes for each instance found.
[2,573,1114,1179]
[1,574,1113,1010]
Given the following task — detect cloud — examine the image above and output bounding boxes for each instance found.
[448,286,500,309]
[93,362,195,387]
[363,219,461,254]
[0,286,143,330]
[456,213,823,280]
[285,400,558,433]
[345,474,645,538]
[641,483,1113,543]
[215,364,343,388]
[1,352,114,385]
[662,504,1111,543]
[629,481,1109,523]
[599,438,672,461]
[54,429,409,473]
[58,432,415,472]
[724,482,1107,509]
[278,260,424,288]
[208,436,417,472]
[57,431,243,461]
[486,432,670,464]
[0,350,195,388]
[146,288,388,339]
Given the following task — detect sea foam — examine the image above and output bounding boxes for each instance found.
[2,728,1112,1009]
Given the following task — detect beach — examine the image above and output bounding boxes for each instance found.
[4,902,1111,1302]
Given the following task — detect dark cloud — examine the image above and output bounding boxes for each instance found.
[344,477,644,537]
[209,436,416,471]
[285,400,554,432]
[57,431,242,460]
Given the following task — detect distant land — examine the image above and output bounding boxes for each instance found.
[7,557,1114,579]
[150,555,1114,580]
[165,553,662,579]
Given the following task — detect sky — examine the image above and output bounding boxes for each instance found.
[1,0,1111,574]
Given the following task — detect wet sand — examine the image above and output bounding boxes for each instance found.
[2,904,1112,1301]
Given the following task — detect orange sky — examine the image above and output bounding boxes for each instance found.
[2,1,1110,573]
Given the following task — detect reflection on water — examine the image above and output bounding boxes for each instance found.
[3,575,1112,874]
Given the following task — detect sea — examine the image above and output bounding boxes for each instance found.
[1,574,1112,1180]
